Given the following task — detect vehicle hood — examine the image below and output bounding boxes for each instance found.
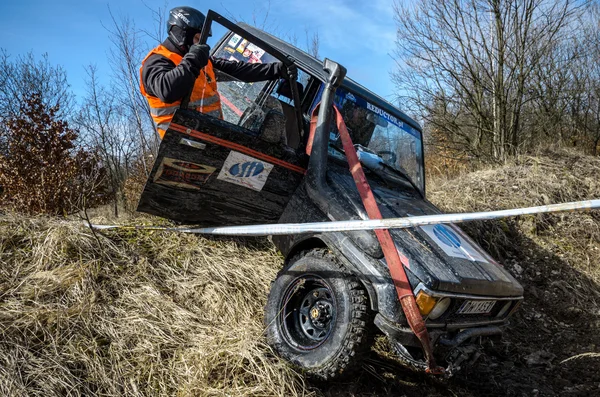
[328,167,523,297]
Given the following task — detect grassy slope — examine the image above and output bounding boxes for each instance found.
[426,149,600,396]
[0,149,598,396]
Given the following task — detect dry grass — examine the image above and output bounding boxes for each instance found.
[428,148,600,286]
[0,215,312,397]
[426,148,600,395]
[1,147,599,396]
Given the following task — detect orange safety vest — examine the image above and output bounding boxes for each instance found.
[140,44,223,139]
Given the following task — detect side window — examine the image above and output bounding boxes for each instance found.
[210,33,303,147]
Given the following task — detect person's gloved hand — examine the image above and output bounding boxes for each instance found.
[187,44,210,69]
[276,63,298,81]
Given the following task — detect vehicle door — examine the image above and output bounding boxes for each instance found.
[137,11,307,226]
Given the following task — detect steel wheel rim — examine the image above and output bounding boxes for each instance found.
[280,276,337,350]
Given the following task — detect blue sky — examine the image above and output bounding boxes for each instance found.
[0,0,400,103]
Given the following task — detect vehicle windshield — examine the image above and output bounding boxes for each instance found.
[322,87,424,191]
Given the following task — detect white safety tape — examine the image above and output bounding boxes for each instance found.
[90,199,600,236]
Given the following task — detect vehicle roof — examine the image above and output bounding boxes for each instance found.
[238,23,422,133]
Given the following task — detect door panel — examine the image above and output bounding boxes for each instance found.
[137,11,308,226]
[137,109,306,226]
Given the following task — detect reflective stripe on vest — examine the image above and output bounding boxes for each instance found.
[140,44,223,139]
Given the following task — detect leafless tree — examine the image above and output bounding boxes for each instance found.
[306,29,320,59]
[141,0,169,44]
[393,0,586,162]
[76,65,137,217]
[569,2,600,154]
[0,51,75,156]
[0,51,74,119]
[104,7,160,175]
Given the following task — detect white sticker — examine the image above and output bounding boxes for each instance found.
[420,224,489,263]
[217,151,273,192]
[246,43,266,60]
[227,34,242,47]
[179,138,206,150]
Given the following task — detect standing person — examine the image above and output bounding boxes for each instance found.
[140,6,297,138]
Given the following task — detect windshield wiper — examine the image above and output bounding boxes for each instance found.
[327,143,422,196]
[355,149,423,197]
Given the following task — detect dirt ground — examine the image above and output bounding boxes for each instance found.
[314,226,600,397]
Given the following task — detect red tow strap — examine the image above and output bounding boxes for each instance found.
[308,104,442,373]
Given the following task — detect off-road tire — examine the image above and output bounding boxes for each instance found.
[264,249,372,380]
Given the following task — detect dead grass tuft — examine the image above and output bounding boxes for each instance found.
[0,214,312,396]
[428,148,600,286]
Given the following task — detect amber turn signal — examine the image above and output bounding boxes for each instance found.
[415,291,438,316]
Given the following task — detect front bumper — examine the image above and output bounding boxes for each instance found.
[375,313,503,347]
[376,313,504,373]
[413,283,523,328]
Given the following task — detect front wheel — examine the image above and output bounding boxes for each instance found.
[264,249,372,379]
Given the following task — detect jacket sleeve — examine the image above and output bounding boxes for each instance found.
[141,53,204,104]
[211,57,281,82]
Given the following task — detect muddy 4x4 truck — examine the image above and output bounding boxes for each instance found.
[137,11,524,378]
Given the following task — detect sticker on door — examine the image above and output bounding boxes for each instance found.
[153,157,216,190]
[217,151,274,192]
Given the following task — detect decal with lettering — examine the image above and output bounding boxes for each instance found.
[227,34,242,48]
[236,39,249,53]
[246,43,266,61]
[333,87,421,139]
[217,151,273,192]
[248,54,262,64]
[153,157,216,190]
[366,102,403,128]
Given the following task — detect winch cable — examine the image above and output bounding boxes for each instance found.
[328,104,442,373]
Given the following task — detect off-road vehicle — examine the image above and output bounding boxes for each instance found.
[138,11,524,377]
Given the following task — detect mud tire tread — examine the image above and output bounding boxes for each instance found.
[265,248,372,380]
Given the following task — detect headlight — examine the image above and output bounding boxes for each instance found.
[428,297,451,320]
[496,301,512,318]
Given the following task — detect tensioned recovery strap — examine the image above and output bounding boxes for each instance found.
[328,104,442,373]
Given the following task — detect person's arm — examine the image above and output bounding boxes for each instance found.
[211,57,285,82]
[142,45,210,103]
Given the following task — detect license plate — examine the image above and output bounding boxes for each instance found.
[457,300,496,315]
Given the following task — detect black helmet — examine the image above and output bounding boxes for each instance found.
[167,6,206,51]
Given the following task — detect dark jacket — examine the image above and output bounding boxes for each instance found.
[141,39,281,104]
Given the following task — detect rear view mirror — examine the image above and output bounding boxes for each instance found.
[366,112,388,128]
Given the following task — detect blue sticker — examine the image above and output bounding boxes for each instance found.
[229,161,265,178]
[432,224,462,248]
[218,151,274,192]
[421,223,489,263]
